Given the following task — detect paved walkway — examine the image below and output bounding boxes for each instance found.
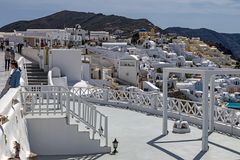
[0,51,16,92]
[95,105,240,160]
[38,105,240,160]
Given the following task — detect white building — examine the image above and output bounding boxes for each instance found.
[49,49,83,83]
[142,40,156,49]
[226,77,240,93]
[102,42,128,52]
[90,31,109,41]
[168,43,186,56]
[143,81,159,92]
[176,56,186,67]
[118,55,140,86]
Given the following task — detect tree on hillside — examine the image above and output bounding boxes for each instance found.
[235,62,240,69]
[131,32,139,44]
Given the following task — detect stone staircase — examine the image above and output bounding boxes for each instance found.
[26,116,111,156]
[26,63,48,85]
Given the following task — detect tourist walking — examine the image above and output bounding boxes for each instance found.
[17,43,23,54]
[10,46,15,60]
[0,42,4,51]
[4,48,11,71]
[0,60,21,98]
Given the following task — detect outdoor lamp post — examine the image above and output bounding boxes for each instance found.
[112,138,119,154]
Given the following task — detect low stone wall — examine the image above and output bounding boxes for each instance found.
[0,88,31,159]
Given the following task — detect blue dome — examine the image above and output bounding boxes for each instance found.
[139,28,147,32]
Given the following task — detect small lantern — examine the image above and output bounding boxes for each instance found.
[112,138,119,154]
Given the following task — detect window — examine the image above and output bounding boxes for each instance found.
[235,81,240,85]
[120,61,135,67]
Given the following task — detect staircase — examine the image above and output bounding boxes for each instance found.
[26,116,111,156]
[26,63,48,85]
[21,86,111,157]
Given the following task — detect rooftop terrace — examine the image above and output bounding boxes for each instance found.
[39,105,240,160]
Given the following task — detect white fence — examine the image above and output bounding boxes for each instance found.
[71,86,240,136]
[20,85,240,137]
[20,85,108,146]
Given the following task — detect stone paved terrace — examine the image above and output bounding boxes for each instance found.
[0,51,13,92]
[96,105,240,160]
[40,104,240,160]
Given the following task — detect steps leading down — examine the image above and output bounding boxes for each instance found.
[26,116,110,156]
[26,63,48,85]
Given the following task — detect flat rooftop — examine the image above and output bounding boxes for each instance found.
[95,105,240,160]
[38,104,240,160]
[19,97,240,159]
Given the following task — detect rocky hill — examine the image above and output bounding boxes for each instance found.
[164,27,240,60]
[0,10,161,36]
[1,10,239,60]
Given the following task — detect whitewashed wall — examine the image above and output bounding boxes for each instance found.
[26,117,110,155]
[82,63,90,81]
[0,88,31,160]
[49,49,82,82]
[22,48,40,63]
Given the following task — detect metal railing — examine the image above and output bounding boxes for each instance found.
[20,85,108,146]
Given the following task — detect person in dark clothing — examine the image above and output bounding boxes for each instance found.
[0,42,4,51]
[10,47,15,60]
[19,43,23,54]
[4,48,11,71]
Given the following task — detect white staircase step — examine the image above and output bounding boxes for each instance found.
[26,117,111,156]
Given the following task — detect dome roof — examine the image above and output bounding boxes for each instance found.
[120,55,139,61]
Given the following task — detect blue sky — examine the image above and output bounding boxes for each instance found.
[0,0,240,33]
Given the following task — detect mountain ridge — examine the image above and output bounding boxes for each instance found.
[164,27,240,60]
[0,10,161,35]
[0,10,240,60]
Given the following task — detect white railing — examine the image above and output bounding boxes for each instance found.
[17,57,28,85]
[20,85,108,146]
[70,86,240,135]
[71,87,162,110]
[21,85,240,137]
[214,107,240,128]
[168,98,203,118]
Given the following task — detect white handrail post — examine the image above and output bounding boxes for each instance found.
[178,99,181,117]
[104,88,109,102]
[231,110,235,135]
[209,75,215,132]
[151,93,157,110]
[58,87,61,109]
[105,116,108,146]
[66,91,70,125]
[162,70,169,135]
[202,73,210,151]
[93,109,97,139]
[20,88,24,111]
